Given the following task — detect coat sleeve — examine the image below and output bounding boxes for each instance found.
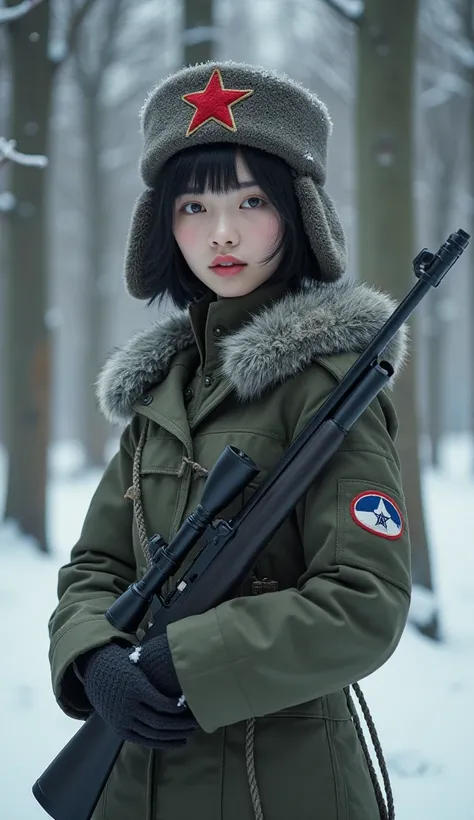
[48,420,141,719]
[167,367,411,733]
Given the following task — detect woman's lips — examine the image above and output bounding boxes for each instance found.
[211,264,247,277]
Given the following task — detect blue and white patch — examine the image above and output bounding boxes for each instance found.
[350,491,403,540]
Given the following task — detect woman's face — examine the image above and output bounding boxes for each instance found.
[173,152,283,298]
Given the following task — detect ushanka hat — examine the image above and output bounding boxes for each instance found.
[125,60,348,300]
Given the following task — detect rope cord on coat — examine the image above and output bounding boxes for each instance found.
[178,455,209,478]
[130,418,152,565]
[345,684,394,820]
[126,422,210,567]
[245,718,264,820]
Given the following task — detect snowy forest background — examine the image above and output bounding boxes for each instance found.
[0,0,473,818]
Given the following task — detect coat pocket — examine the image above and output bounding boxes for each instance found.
[257,712,347,820]
[324,714,381,820]
[222,687,382,820]
[222,711,348,820]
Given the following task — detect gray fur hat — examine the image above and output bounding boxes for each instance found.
[125,60,348,300]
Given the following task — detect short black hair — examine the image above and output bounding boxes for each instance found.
[142,143,321,309]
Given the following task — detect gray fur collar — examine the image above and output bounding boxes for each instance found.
[97,280,408,425]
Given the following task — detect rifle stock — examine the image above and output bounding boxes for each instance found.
[33,231,469,820]
[33,714,121,820]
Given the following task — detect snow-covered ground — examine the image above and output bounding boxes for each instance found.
[0,437,473,820]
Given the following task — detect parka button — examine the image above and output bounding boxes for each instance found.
[203,375,213,387]
[213,325,225,337]
[184,387,193,402]
[140,394,153,406]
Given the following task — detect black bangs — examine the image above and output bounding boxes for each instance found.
[141,142,322,310]
[170,143,241,196]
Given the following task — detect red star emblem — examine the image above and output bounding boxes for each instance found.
[182,69,254,137]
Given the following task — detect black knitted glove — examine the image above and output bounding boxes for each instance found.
[129,632,181,698]
[80,642,199,749]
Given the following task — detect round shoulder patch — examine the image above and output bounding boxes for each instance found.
[350,491,403,540]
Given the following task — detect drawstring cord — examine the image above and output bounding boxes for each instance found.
[346,683,395,820]
[127,418,152,564]
[246,718,264,820]
[178,456,209,479]
[124,420,209,566]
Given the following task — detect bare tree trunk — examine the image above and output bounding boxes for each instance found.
[428,159,456,469]
[424,23,467,470]
[356,0,440,639]
[70,0,126,468]
[220,0,257,63]
[3,0,53,551]
[471,27,474,473]
[426,293,444,469]
[466,1,474,471]
[183,0,215,65]
[80,90,108,467]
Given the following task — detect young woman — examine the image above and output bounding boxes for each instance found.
[48,61,411,820]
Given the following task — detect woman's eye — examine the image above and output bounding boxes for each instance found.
[241,196,265,209]
[181,202,204,214]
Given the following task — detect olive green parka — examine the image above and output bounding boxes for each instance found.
[48,279,411,820]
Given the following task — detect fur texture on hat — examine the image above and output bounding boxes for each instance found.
[125,61,348,300]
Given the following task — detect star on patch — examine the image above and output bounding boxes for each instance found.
[182,68,254,137]
[350,491,403,540]
[374,510,390,529]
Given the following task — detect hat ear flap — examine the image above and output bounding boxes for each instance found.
[293,175,347,282]
[124,188,157,300]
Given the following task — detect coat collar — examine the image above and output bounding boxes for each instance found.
[97,279,408,425]
[187,281,287,370]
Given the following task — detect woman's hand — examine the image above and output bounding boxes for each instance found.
[130,632,182,698]
[79,642,198,748]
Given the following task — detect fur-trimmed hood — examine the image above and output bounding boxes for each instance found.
[97,280,408,425]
